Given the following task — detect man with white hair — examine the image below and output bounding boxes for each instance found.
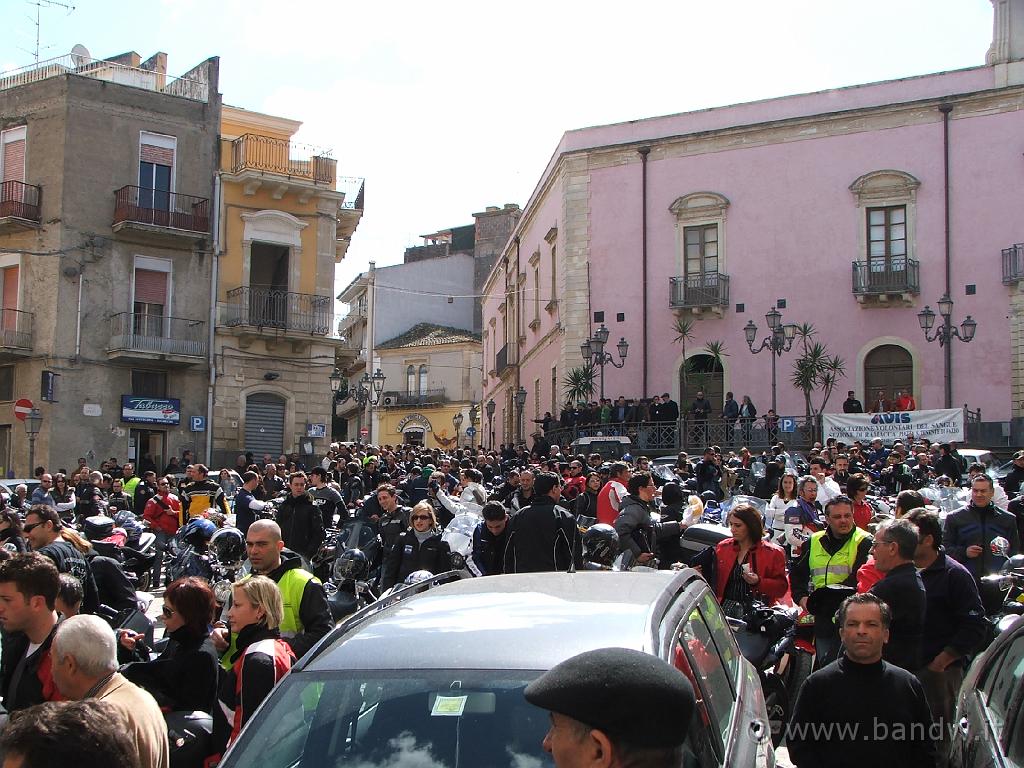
[51,614,169,768]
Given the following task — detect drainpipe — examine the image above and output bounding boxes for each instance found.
[638,147,650,399]
[940,103,953,409]
[365,261,376,442]
[513,235,521,446]
[205,171,222,464]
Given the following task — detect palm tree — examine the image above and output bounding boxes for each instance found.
[790,326,847,418]
[672,316,696,400]
[562,365,596,407]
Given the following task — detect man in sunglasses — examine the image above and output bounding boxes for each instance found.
[23,506,99,614]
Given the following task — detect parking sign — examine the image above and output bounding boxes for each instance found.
[190,416,206,432]
[780,417,796,433]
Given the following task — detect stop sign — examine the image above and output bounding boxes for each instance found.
[13,399,33,421]
[359,427,369,437]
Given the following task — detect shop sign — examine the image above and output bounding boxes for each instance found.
[121,396,181,425]
[396,413,433,433]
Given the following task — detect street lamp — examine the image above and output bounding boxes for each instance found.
[452,411,464,447]
[514,386,527,445]
[580,323,628,399]
[485,398,496,449]
[329,367,343,395]
[365,368,387,444]
[743,307,798,412]
[917,295,977,408]
[468,402,480,450]
[24,407,42,477]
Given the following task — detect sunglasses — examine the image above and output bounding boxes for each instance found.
[161,605,175,618]
[23,521,44,533]
[410,515,432,522]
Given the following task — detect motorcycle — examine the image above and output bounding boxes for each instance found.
[441,512,482,575]
[980,537,1024,638]
[322,519,382,622]
[83,514,159,592]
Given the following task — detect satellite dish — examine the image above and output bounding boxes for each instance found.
[70,44,91,67]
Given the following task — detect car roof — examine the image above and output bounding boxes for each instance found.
[304,571,697,674]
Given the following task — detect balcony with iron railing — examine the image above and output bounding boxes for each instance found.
[230,134,337,185]
[669,272,730,311]
[0,181,42,233]
[337,304,368,334]
[1002,244,1024,285]
[494,344,511,377]
[380,389,448,408]
[0,309,33,354]
[112,185,210,239]
[108,312,206,362]
[223,287,333,336]
[852,258,920,302]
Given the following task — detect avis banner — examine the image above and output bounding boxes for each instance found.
[822,408,964,444]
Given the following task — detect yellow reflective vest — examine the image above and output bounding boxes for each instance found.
[808,527,869,590]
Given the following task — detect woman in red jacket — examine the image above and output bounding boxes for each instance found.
[713,503,788,616]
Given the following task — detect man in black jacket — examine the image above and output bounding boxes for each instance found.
[503,473,581,573]
[842,390,864,413]
[904,508,987,768]
[693,448,722,500]
[1001,450,1024,497]
[276,473,325,569]
[376,485,412,567]
[24,506,99,614]
[943,475,1020,580]
[472,502,511,576]
[869,519,926,671]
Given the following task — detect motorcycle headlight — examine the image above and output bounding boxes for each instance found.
[450,552,466,569]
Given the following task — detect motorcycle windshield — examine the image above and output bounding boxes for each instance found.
[443,513,482,540]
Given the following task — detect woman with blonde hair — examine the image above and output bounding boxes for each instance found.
[211,576,295,756]
[381,500,452,590]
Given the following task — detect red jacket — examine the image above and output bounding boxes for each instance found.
[143,492,182,535]
[713,538,788,605]
[853,500,873,531]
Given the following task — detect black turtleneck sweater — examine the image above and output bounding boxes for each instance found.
[121,625,220,713]
[869,561,927,671]
[788,654,936,768]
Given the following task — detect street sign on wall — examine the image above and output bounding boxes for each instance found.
[13,399,33,421]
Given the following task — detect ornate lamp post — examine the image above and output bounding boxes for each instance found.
[366,368,386,443]
[25,407,42,477]
[743,307,797,413]
[485,398,496,449]
[514,386,527,445]
[917,295,977,408]
[452,411,464,447]
[468,402,480,450]
[580,324,628,400]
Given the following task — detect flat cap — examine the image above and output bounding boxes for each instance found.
[524,647,695,748]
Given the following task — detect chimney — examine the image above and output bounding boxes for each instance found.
[988,0,1024,84]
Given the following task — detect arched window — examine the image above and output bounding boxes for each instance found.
[406,365,415,395]
[864,344,913,409]
[679,354,725,414]
[418,365,428,395]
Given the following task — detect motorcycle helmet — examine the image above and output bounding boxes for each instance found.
[164,710,213,767]
[403,570,434,586]
[181,518,217,548]
[83,515,115,541]
[583,523,620,567]
[334,548,369,581]
[1008,554,1024,573]
[210,527,246,567]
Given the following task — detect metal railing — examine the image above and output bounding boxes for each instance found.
[381,389,447,407]
[1002,244,1024,284]
[223,287,332,335]
[539,415,821,454]
[0,309,33,350]
[337,305,367,332]
[339,177,365,211]
[0,53,209,102]
[669,272,730,309]
[230,134,336,184]
[108,312,206,358]
[495,344,510,376]
[113,185,210,233]
[0,181,42,222]
[852,258,920,295]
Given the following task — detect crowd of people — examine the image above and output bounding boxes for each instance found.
[0,431,1021,767]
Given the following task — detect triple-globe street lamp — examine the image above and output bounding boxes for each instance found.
[743,307,797,413]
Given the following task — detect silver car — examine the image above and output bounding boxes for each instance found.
[220,570,775,767]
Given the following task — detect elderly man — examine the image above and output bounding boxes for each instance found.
[524,647,695,768]
[0,700,141,768]
[51,614,169,768]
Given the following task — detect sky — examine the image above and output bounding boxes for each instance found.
[0,0,996,306]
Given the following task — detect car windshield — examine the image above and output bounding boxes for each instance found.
[221,669,552,768]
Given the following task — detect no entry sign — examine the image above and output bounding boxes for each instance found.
[13,398,33,421]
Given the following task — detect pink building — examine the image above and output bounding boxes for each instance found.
[480,1,1024,448]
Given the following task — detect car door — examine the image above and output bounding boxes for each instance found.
[958,629,1024,768]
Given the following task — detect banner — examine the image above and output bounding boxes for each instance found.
[822,408,964,444]
[121,396,181,425]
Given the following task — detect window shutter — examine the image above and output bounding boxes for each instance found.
[2,140,25,183]
[134,269,168,305]
[2,267,18,311]
[140,143,174,167]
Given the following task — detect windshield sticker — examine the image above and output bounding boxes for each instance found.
[431,695,468,717]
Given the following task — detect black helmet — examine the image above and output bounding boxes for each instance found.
[210,527,246,567]
[165,710,213,767]
[583,524,619,567]
[84,515,115,541]
[1008,554,1024,573]
[181,518,217,547]
[334,548,369,581]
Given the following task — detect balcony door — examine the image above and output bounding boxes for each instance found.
[133,267,168,340]
[1,265,18,341]
[866,206,907,287]
[249,242,290,328]
[138,133,175,216]
[683,224,720,303]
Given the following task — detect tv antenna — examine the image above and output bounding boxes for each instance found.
[26,0,76,64]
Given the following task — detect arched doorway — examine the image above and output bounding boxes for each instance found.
[864,344,913,407]
[245,392,286,457]
[679,354,724,414]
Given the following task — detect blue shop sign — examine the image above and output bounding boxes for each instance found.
[121,396,181,425]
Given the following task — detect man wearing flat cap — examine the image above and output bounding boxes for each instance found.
[524,647,696,767]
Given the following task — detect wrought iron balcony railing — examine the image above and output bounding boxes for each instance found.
[669,272,730,309]
[108,312,206,358]
[0,308,33,350]
[851,258,920,295]
[381,389,447,407]
[223,287,332,335]
[1002,244,1024,285]
[0,181,42,223]
[230,134,336,184]
[495,344,510,376]
[113,185,210,233]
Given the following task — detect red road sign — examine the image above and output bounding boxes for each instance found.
[360,427,369,437]
[13,398,33,421]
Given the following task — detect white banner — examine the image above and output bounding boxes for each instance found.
[822,408,964,444]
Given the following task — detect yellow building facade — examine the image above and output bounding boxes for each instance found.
[212,106,363,464]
